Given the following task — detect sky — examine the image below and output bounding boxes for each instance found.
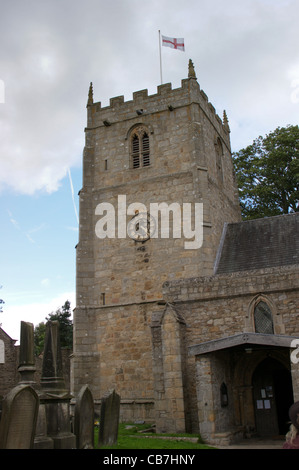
[1,0,299,342]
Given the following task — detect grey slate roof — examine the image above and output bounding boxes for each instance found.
[215,212,299,274]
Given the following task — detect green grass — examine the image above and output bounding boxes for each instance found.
[94,423,214,449]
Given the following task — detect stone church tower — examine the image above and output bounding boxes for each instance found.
[72,60,299,444]
[72,61,241,427]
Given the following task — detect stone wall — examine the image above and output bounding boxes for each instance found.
[163,264,299,341]
[73,302,158,418]
[0,328,17,399]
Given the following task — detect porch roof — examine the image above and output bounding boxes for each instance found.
[189,332,298,356]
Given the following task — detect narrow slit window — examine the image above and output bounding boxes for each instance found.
[215,137,223,183]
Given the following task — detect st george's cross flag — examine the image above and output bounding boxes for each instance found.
[162,35,185,51]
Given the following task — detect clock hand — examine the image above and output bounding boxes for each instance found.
[138,219,148,234]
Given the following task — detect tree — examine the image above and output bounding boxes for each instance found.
[34,300,73,356]
[46,300,73,349]
[34,322,46,356]
[233,125,299,219]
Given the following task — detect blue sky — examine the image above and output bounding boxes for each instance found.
[1,167,81,340]
[1,0,299,341]
[3,167,81,296]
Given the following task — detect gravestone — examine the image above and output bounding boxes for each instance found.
[18,321,36,384]
[40,321,76,449]
[34,400,54,449]
[74,385,94,449]
[41,320,66,393]
[16,320,54,449]
[98,389,120,447]
[0,384,39,449]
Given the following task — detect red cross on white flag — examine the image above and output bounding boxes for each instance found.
[162,35,185,51]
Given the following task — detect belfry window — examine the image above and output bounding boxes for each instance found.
[254,301,274,334]
[131,127,150,169]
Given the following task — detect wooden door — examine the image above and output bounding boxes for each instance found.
[252,359,279,437]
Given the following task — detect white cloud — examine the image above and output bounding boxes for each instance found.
[7,210,46,243]
[1,291,75,343]
[41,278,50,287]
[7,210,20,230]
[0,0,299,193]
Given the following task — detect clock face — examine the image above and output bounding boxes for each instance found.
[127,212,156,241]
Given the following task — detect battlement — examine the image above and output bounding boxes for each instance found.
[91,79,191,111]
[86,60,230,138]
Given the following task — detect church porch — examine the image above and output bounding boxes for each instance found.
[190,333,298,446]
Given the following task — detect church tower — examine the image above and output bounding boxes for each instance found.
[72,61,241,424]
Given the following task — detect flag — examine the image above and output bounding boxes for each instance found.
[162,35,185,51]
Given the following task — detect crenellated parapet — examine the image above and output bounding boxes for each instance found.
[86,60,230,147]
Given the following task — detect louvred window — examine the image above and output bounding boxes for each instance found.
[131,128,150,169]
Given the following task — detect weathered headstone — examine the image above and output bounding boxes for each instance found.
[98,389,120,447]
[34,400,54,449]
[74,385,94,449]
[0,384,39,449]
[41,320,66,393]
[40,321,76,449]
[16,320,54,449]
[18,321,36,384]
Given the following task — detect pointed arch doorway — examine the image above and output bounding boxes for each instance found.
[252,357,294,437]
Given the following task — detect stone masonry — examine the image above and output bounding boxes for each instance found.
[0,328,17,400]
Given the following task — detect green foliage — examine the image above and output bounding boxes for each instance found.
[34,321,46,356]
[34,300,73,356]
[46,300,73,349]
[233,125,299,220]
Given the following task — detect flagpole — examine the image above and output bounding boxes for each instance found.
[158,30,163,84]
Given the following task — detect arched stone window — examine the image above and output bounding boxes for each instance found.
[0,339,4,363]
[254,301,274,334]
[130,126,150,169]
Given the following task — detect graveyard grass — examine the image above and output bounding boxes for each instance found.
[94,423,214,449]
